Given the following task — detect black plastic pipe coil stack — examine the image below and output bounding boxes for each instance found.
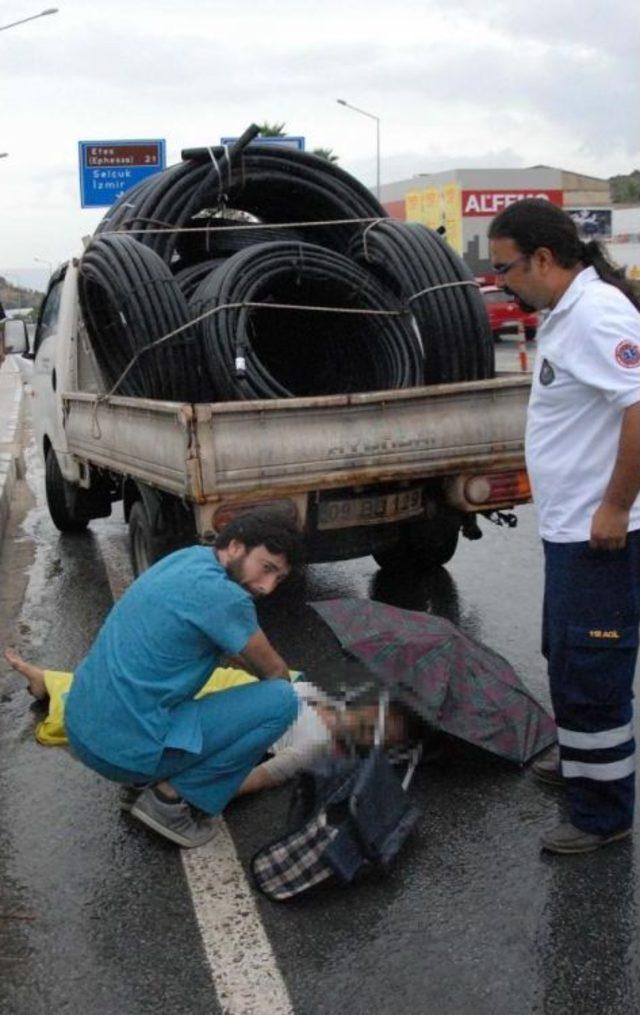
[95,144,382,265]
[79,126,494,401]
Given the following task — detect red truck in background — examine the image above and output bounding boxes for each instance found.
[480,285,539,342]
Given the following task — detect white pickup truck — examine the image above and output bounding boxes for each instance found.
[28,259,531,575]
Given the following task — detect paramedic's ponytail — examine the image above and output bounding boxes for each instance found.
[579,240,640,310]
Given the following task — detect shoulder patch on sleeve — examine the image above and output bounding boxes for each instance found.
[540,358,555,385]
[615,340,640,368]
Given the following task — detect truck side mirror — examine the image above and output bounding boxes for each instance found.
[2,318,29,355]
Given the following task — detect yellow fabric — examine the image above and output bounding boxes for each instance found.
[37,670,74,746]
[36,666,303,747]
[194,666,257,699]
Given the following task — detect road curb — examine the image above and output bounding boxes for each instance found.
[0,357,26,548]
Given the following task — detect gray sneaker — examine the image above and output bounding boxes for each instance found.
[130,788,222,848]
[541,821,632,855]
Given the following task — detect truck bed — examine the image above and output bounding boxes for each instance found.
[62,373,530,503]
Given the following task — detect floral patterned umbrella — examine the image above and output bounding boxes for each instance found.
[312,598,555,765]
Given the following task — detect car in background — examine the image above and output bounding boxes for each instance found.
[480,285,539,341]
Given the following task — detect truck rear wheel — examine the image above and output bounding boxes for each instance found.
[127,489,198,577]
[129,501,153,577]
[45,449,89,534]
[372,508,461,571]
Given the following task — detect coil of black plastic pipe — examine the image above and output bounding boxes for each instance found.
[78,234,204,401]
[349,221,494,384]
[174,258,227,303]
[173,220,304,272]
[189,240,423,401]
[96,143,386,265]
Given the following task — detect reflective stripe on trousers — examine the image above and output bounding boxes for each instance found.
[558,722,635,780]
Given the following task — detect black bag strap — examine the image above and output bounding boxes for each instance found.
[347,747,421,864]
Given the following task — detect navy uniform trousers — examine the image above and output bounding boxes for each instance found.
[543,530,640,836]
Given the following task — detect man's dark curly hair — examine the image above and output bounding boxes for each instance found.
[215,507,305,571]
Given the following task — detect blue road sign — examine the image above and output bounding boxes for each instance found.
[220,136,305,151]
[78,139,166,209]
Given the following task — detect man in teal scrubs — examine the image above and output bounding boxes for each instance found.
[65,509,303,848]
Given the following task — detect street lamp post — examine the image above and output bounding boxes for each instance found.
[0,8,58,32]
[336,98,380,200]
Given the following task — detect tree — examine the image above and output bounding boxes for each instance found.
[312,147,339,163]
[256,124,339,162]
[609,170,640,203]
[257,121,287,137]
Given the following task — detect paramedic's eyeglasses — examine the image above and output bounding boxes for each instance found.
[491,254,529,276]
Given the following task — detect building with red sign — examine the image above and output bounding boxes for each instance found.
[380,167,611,276]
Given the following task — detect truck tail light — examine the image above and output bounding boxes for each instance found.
[464,470,531,507]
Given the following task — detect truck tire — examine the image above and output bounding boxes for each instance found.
[373,509,461,571]
[129,501,154,577]
[45,449,89,533]
[128,488,198,577]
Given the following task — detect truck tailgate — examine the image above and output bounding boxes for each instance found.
[62,374,530,502]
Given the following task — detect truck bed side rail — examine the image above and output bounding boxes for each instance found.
[62,374,530,503]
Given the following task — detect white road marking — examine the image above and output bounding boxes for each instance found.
[183,829,294,1015]
[99,534,295,1015]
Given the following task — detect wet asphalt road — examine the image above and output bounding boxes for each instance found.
[2,360,640,1015]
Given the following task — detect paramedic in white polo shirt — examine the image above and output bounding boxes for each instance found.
[488,198,640,855]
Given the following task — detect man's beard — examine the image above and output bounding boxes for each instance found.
[226,557,246,587]
[503,285,537,314]
[225,557,261,598]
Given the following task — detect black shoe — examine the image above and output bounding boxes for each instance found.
[541,821,632,854]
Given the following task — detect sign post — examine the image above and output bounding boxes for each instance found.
[78,139,166,209]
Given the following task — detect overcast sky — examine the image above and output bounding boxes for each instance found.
[1,0,639,287]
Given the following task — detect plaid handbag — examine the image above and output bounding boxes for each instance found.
[251,745,421,902]
[251,810,340,901]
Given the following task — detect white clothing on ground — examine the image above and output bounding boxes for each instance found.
[261,681,333,784]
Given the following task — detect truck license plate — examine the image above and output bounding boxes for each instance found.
[317,488,423,530]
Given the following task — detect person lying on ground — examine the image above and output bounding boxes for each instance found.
[4,648,418,802]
